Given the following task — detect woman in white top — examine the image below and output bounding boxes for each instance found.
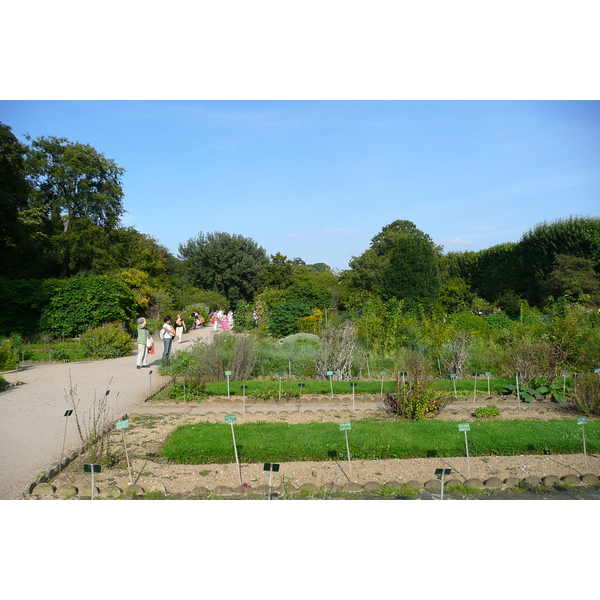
[161,316,176,361]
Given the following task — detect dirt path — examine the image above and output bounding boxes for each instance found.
[0,326,213,499]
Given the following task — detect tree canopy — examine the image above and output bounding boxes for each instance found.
[178,231,269,307]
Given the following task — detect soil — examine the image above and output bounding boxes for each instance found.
[46,395,599,497]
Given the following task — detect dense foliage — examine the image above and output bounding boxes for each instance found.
[1,119,599,385]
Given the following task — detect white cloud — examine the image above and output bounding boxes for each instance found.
[445,238,475,246]
[320,228,361,235]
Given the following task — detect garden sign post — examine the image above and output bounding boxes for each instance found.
[458,423,471,478]
[278,373,285,400]
[350,382,357,412]
[327,371,334,398]
[84,464,101,500]
[379,371,386,398]
[485,372,492,397]
[577,417,588,469]
[472,373,479,409]
[116,419,133,484]
[263,462,280,500]
[400,372,408,402]
[225,371,232,399]
[225,414,243,485]
[60,410,73,473]
[241,385,248,414]
[339,422,353,480]
[450,374,457,399]
[435,468,451,501]
[515,372,521,411]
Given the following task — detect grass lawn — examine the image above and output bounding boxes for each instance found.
[160,418,600,464]
[202,377,516,398]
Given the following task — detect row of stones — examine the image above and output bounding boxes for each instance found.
[200,395,536,405]
[131,409,382,418]
[30,472,599,499]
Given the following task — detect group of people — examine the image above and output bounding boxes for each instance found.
[135,312,189,369]
[191,310,205,329]
[136,307,245,369]
[211,309,234,331]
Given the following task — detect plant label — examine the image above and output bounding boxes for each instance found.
[263,463,280,472]
[576,417,587,425]
[326,371,333,376]
[224,371,232,376]
[339,422,351,431]
[115,420,129,430]
[458,423,470,432]
[84,464,102,473]
[450,374,456,379]
[224,414,237,423]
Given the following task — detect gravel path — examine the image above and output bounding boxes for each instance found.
[0,326,212,499]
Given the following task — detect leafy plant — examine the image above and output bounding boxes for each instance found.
[570,372,600,415]
[474,404,501,418]
[0,338,19,370]
[81,324,134,359]
[501,380,569,403]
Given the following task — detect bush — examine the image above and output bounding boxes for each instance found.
[268,301,312,337]
[0,339,19,370]
[81,324,135,359]
[39,276,136,337]
[384,380,450,420]
[475,404,501,418]
[570,372,600,415]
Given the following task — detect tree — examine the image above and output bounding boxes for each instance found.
[260,252,294,290]
[178,231,269,307]
[345,220,442,306]
[23,135,126,277]
[381,233,441,310]
[25,135,125,233]
[541,254,600,307]
[0,122,42,278]
[518,216,600,305]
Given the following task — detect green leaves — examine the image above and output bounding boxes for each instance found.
[178,231,269,307]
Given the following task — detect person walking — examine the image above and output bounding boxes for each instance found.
[161,316,176,362]
[175,313,187,343]
[136,317,152,369]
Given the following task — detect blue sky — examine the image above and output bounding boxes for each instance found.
[1,100,599,271]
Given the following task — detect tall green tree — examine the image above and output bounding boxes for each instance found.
[24,135,125,277]
[178,231,269,307]
[345,219,441,310]
[260,252,294,290]
[0,123,45,278]
[541,254,600,307]
[381,234,441,310]
[518,216,600,305]
[25,135,125,233]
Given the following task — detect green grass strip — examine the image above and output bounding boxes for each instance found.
[204,378,514,397]
[160,418,600,464]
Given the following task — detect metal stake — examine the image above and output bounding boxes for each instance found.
[60,410,73,473]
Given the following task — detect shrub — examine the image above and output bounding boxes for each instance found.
[384,380,450,420]
[268,301,312,337]
[39,276,136,337]
[570,372,600,415]
[0,339,19,370]
[81,324,135,359]
[475,404,501,418]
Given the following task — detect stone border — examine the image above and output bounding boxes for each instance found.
[30,472,599,499]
